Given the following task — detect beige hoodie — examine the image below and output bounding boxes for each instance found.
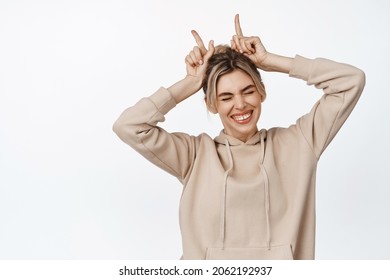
[113,55,365,259]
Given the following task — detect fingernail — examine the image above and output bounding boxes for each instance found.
[199,60,203,65]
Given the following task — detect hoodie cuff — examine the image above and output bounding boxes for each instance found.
[148,87,177,115]
[289,55,316,82]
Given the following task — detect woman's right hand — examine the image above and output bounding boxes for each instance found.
[167,31,214,104]
[185,30,214,85]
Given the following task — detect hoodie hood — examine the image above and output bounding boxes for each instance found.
[214,129,263,146]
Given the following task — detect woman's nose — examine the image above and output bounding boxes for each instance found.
[234,95,246,110]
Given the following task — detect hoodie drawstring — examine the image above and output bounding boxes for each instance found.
[259,129,271,250]
[219,138,234,249]
[219,130,271,250]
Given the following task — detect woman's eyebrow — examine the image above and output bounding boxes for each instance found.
[217,92,234,97]
[217,84,256,97]
[241,84,256,92]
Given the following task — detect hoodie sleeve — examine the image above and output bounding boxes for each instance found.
[112,87,196,182]
[289,55,366,159]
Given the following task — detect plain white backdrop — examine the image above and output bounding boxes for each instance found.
[0,0,389,259]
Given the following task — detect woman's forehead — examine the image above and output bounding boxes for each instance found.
[216,69,255,93]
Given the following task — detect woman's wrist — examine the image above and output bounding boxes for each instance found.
[168,75,203,104]
[260,53,293,73]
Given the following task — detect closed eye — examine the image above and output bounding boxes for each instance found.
[243,91,255,95]
[218,93,233,101]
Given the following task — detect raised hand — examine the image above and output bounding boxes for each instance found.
[185,30,214,80]
[167,31,214,104]
[231,14,269,69]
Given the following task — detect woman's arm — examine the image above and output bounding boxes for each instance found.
[291,55,365,158]
[231,14,365,158]
[113,32,214,182]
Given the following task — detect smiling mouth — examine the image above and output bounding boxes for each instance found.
[231,111,253,123]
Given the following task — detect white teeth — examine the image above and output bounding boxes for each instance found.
[232,112,251,121]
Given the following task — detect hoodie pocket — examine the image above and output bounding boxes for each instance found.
[205,244,293,260]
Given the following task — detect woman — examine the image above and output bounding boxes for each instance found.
[113,15,365,260]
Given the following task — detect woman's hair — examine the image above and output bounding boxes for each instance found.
[202,45,266,111]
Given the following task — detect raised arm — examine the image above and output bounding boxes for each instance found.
[231,14,365,158]
[291,56,365,158]
[113,31,214,182]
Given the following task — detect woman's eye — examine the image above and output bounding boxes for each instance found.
[243,91,254,95]
[222,97,232,101]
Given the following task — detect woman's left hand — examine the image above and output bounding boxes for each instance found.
[231,14,269,70]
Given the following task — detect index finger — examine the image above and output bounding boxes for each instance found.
[191,30,207,51]
[234,14,244,36]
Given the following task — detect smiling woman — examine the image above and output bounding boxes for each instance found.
[214,69,263,142]
[113,14,365,260]
[202,45,266,142]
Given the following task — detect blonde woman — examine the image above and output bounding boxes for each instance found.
[113,15,365,259]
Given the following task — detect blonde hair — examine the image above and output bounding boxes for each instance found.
[202,45,266,111]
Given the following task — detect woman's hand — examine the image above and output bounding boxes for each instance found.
[231,14,269,70]
[168,31,214,104]
[231,14,293,73]
[185,30,214,83]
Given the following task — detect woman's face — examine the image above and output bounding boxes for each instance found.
[215,69,263,142]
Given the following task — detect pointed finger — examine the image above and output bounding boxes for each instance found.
[232,35,242,53]
[235,14,244,37]
[191,30,207,53]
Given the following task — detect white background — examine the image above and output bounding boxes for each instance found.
[0,0,389,259]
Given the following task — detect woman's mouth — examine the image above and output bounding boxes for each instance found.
[231,111,253,124]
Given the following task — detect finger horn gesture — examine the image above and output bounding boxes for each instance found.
[231,14,268,68]
[185,30,214,78]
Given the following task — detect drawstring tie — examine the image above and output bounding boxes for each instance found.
[259,129,271,250]
[219,138,233,249]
